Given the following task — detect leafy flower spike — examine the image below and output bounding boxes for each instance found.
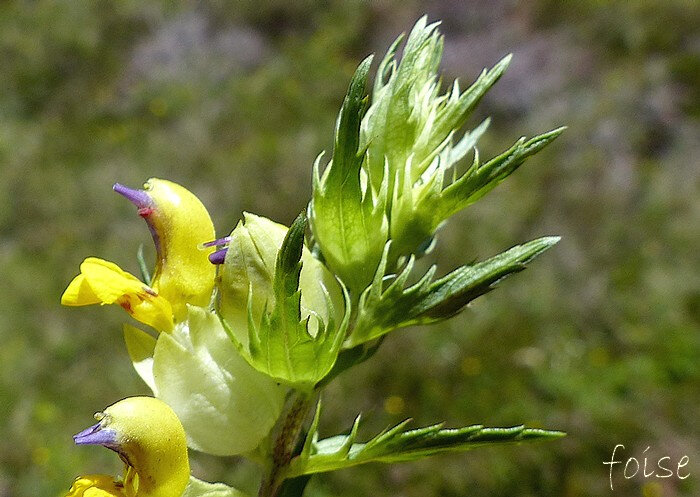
[66,397,190,497]
[61,178,216,330]
[58,17,568,496]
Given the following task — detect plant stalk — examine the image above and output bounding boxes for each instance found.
[258,390,314,497]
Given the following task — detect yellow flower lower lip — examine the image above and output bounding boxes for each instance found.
[66,475,125,496]
[62,257,174,332]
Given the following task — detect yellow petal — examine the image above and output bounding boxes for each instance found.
[80,258,145,304]
[61,274,101,306]
[62,257,174,332]
[65,475,125,497]
[122,293,174,333]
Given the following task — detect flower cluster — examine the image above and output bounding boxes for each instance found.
[62,17,564,497]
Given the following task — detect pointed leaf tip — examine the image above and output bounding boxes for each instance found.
[278,212,307,274]
[287,421,564,477]
[522,429,567,440]
[494,53,513,71]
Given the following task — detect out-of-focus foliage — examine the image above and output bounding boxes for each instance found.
[0,1,697,497]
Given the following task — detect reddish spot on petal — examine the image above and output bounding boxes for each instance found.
[119,299,133,313]
[138,207,154,218]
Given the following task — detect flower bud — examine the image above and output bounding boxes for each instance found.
[218,213,343,347]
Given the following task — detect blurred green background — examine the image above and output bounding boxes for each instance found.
[0,1,698,496]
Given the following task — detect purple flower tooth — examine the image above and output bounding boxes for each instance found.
[114,182,161,255]
[209,248,228,265]
[73,422,119,450]
[113,183,153,209]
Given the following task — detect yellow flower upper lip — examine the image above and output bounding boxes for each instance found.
[113,182,162,258]
[61,257,174,332]
[112,178,216,320]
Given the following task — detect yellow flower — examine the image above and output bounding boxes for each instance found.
[61,178,216,330]
[62,257,174,332]
[66,475,126,497]
[67,397,190,497]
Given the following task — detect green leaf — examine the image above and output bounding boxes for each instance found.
[418,55,511,171]
[223,213,350,390]
[356,17,522,262]
[286,402,564,477]
[347,237,560,347]
[435,127,566,222]
[387,119,490,260]
[362,16,444,192]
[310,55,388,294]
[390,127,565,261]
[334,56,373,176]
[183,476,250,497]
[317,338,385,388]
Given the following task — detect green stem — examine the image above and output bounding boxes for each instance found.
[258,390,314,497]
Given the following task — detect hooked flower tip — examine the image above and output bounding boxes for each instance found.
[113,183,153,210]
[73,421,118,450]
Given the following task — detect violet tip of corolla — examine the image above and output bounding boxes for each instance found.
[113,183,153,212]
[73,419,118,450]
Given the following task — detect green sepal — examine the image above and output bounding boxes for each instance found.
[223,213,350,390]
[183,476,250,497]
[347,236,560,347]
[151,306,286,456]
[286,401,564,477]
[218,212,343,349]
[309,55,389,294]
